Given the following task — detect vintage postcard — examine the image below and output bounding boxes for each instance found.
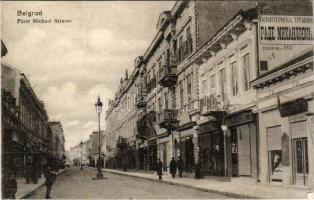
[1,0,313,199]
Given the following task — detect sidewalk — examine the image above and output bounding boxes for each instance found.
[102,168,313,199]
[16,168,67,199]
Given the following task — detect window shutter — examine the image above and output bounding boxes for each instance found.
[267,126,282,150]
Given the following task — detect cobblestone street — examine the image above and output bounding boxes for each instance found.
[27,167,227,199]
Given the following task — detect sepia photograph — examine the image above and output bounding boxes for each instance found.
[1,0,313,199]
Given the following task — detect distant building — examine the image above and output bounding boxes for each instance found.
[68,139,90,166]
[88,130,104,167]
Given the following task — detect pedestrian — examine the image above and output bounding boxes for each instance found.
[2,161,17,199]
[156,158,163,180]
[170,157,177,178]
[177,156,184,178]
[31,159,38,184]
[43,162,57,199]
[25,156,32,184]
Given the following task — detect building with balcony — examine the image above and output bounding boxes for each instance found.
[250,1,313,190]
[195,8,259,179]
[1,44,56,184]
[104,0,258,173]
[171,1,257,174]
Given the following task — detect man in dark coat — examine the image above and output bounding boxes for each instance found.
[2,161,17,199]
[177,156,184,178]
[25,156,32,184]
[170,157,177,178]
[156,158,163,180]
[31,158,38,184]
[43,163,56,199]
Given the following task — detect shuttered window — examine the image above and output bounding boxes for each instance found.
[291,121,307,139]
[267,126,282,151]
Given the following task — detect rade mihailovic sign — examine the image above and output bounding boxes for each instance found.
[258,15,313,74]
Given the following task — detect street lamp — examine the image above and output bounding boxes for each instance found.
[221,124,230,177]
[80,140,83,170]
[95,96,104,179]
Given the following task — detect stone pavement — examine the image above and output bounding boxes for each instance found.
[102,168,313,199]
[15,168,67,199]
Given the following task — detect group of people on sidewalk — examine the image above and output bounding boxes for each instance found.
[157,156,184,180]
[1,155,61,199]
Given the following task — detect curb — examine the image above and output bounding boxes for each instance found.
[100,168,258,199]
[18,169,67,199]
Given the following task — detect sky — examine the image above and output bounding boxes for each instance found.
[1,1,175,150]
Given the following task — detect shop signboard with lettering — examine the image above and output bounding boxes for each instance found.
[258,15,313,74]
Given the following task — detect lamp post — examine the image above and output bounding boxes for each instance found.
[80,140,83,170]
[95,96,104,179]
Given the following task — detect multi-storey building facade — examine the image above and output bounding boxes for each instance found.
[104,1,313,191]
[48,121,65,158]
[193,8,258,179]
[105,1,257,172]
[251,1,313,189]
[2,63,52,176]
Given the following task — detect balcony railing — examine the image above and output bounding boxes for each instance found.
[135,90,148,109]
[146,77,156,93]
[136,111,157,140]
[157,109,178,130]
[199,95,222,116]
[158,65,177,87]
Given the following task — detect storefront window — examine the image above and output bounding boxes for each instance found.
[267,126,282,183]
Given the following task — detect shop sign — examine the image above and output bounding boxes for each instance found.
[227,111,255,127]
[259,15,313,45]
[258,15,313,74]
[199,122,218,134]
[279,99,308,117]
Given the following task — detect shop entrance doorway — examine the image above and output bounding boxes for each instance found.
[230,128,238,177]
[293,138,309,186]
[199,131,224,176]
[180,137,194,172]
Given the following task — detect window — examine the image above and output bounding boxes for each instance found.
[179,80,184,108]
[201,79,207,96]
[178,36,183,61]
[243,54,250,91]
[158,98,162,111]
[186,26,193,55]
[165,92,169,109]
[210,75,216,95]
[186,74,192,104]
[231,61,238,96]
[220,68,226,102]
[267,126,282,183]
[166,49,170,66]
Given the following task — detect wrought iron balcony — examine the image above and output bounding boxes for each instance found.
[199,94,223,116]
[157,109,178,130]
[158,57,177,87]
[135,91,148,109]
[136,111,156,140]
